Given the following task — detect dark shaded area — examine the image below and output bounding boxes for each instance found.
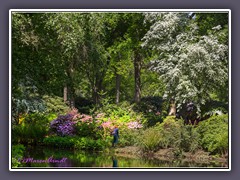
[176,100,228,125]
[176,102,199,125]
[74,96,94,114]
[133,96,168,127]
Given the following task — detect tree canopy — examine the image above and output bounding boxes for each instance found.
[142,12,228,114]
[11,11,229,117]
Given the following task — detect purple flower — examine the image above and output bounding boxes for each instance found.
[50,114,77,136]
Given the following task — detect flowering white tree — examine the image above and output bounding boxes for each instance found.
[142,12,228,115]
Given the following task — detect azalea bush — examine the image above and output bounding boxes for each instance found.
[49,108,82,136]
[127,121,143,129]
[50,114,77,136]
[49,109,107,140]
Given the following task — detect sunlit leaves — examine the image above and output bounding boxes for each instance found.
[142,12,228,114]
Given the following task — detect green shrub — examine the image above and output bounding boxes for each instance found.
[43,136,75,148]
[11,84,46,125]
[74,136,111,150]
[159,117,200,153]
[155,116,182,149]
[117,128,141,147]
[180,124,200,153]
[12,113,49,144]
[12,144,25,167]
[43,136,111,150]
[92,99,146,126]
[197,114,228,155]
[75,121,102,139]
[141,112,164,128]
[136,127,161,152]
[46,113,58,122]
[42,95,70,114]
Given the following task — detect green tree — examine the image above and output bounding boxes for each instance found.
[142,12,228,115]
[104,13,135,104]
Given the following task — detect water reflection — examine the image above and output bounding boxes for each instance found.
[112,156,118,168]
[18,146,227,168]
[52,158,73,167]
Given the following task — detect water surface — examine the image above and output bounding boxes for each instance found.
[17,146,227,168]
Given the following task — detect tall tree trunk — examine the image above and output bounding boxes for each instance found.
[69,87,75,109]
[64,86,68,103]
[168,99,176,116]
[92,78,103,105]
[115,72,121,104]
[64,85,75,108]
[134,51,141,103]
[69,62,75,108]
[115,53,121,104]
[65,62,75,108]
[92,86,99,105]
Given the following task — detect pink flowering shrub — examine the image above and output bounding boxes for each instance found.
[68,108,81,120]
[101,121,112,129]
[95,113,105,119]
[127,121,143,129]
[79,114,93,123]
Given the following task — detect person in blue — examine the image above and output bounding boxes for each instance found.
[112,125,119,147]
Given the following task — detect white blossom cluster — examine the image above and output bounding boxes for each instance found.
[142,12,228,114]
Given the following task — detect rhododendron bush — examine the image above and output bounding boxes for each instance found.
[50,108,96,137]
[50,108,144,138]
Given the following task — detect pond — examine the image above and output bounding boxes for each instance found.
[17,146,227,169]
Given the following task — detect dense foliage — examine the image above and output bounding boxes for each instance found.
[136,116,200,154]
[11,12,229,166]
[142,12,228,115]
[197,114,228,155]
[136,115,228,157]
[12,113,49,144]
[12,144,25,167]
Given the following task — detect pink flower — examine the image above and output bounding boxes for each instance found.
[80,114,93,122]
[96,113,105,119]
[101,121,112,128]
[127,121,143,129]
[155,111,161,116]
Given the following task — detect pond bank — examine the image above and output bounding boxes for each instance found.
[114,146,228,166]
